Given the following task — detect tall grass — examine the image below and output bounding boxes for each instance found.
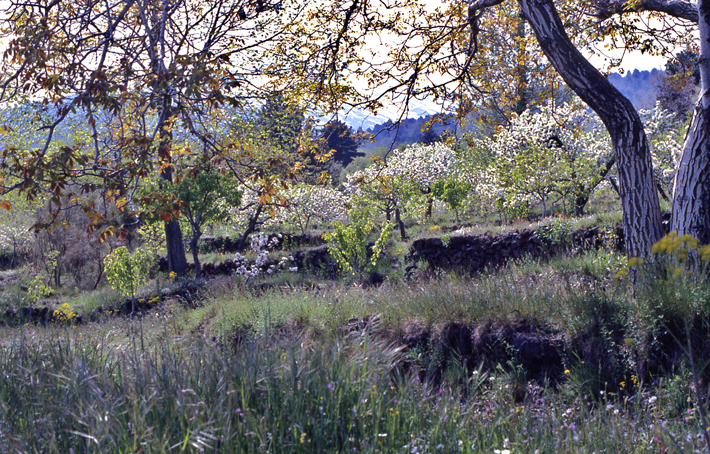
[0,318,708,453]
[3,246,710,452]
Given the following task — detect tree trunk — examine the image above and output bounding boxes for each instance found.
[513,15,529,115]
[672,103,710,244]
[395,207,406,240]
[157,100,188,275]
[516,0,664,257]
[239,203,263,251]
[574,188,589,217]
[191,227,202,280]
[671,0,710,245]
[164,220,187,275]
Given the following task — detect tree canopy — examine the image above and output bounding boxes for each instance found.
[1,0,709,261]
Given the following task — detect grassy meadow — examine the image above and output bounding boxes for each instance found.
[1,208,710,453]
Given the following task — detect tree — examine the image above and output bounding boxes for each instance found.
[320,120,365,169]
[0,0,306,275]
[178,169,241,279]
[476,103,613,217]
[143,164,242,279]
[345,143,457,238]
[671,0,710,246]
[658,49,701,121]
[277,184,349,235]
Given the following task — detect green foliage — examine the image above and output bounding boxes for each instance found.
[27,274,52,305]
[535,217,573,249]
[136,222,166,259]
[103,247,152,301]
[175,169,242,226]
[323,207,391,282]
[432,177,472,222]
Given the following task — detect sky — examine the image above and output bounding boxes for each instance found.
[599,52,669,72]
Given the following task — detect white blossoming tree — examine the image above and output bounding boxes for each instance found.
[476,103,613,217]
[278,184,349,235]
[639,102,684,201]
[345,143,458,238]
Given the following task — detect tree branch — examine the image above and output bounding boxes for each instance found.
[590,0,698,23]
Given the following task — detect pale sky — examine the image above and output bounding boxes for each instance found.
[587,49,669,73]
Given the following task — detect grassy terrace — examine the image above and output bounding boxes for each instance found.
[1,236,710,453]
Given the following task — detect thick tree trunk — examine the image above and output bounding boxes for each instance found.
[156,98,188,275]
[513,16,529,115]
[672,101,710,244]
[164,220,188,275]
[671,0,710,245]
[515,0,664,257]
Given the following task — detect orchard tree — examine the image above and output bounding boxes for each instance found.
[177,168,241,279]
[229,186,284,250]
[0,0,312,275]
[143,164,242,279]
[279,0,704,257]
[277,184,349,235]
[639,102,684,200]
[476,103,612,217]
[345,143,457,238]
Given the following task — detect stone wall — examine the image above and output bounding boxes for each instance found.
[168,223,637,277]
[198,233,324,254]
[408,225,624,274]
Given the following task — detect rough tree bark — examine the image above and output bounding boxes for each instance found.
[144,2,188,276]
[671,0,710,245]
[469,0,665,257]
[155,97,188,276]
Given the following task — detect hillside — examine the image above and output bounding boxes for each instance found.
[354,68,666,151]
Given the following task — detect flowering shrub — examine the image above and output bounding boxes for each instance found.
[617,231,710,281]
[53,302,78,323]
[233,233,294,279]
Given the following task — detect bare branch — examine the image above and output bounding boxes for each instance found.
[590,0,698,23]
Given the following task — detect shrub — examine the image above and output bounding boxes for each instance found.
[323,208,390,283]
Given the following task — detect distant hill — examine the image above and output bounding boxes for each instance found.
[358,116,455,151]
[350,68,666,151]
[607,68,664,109]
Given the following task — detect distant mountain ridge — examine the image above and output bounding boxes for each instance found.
[349,68,666,150]
[607,68,664,110]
